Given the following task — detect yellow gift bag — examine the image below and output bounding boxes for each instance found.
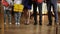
[14,4,24,12]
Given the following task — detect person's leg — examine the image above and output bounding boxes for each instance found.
[33,2,37,25]
[4,10,7,24]
[52,3,58,24]
[17,12,21,24]
[26,10,31,24]
[15,12,18,24]
[26,4,32,24]
[23,8,29,25]
[47,2,52,25]
[38,3,42,25]
[7,10,12,24]
[3,6,7,24]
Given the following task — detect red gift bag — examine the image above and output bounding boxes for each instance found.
[2,0,9,7]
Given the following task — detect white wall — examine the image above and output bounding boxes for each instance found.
[58,3,60,12]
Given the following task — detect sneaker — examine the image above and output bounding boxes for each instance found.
[17,23,20,25]
[9,22,12,25]
[15,22,18,25]
[54,22,59,26]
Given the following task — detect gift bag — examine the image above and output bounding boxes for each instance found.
[2,0,9,7]
[14,4,24,12]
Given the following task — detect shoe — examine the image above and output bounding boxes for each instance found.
[9,22,12,25]
[17,23,20,25]
[47,22,52,26]
[54,20,59,25]
[54,22,59,25]
[47,24,52,26]
[24,20,29,25]
[15,22,18,25]
[39,23,42,25]
[34,23,37,25]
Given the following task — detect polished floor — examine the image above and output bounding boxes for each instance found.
[0,13,60,34]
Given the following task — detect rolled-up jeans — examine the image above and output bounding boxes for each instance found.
[4,8,11,23]
[14,12,21,23]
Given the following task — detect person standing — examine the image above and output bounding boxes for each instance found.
[2,0,13,24]
[14,0,23,25]
[45,0,58,26]
[23,0,32,25]
[32,0,37,25]
[32,0,43,25]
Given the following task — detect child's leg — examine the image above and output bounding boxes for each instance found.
[23,9,28,24]
[3,6,7,24]
[26,10,31,24]
[4,10,7,24]
[7,10,12,24]
[24,9,30,25]
[17,12,21,24]
[14,12,18,24]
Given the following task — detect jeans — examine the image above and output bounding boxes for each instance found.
[47,2,58,24]
[4,10,11,23]
[14,12,21,23]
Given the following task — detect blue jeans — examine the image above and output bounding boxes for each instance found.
[14,12,21,23]
[47,1,58,24]
[4,10,11,23]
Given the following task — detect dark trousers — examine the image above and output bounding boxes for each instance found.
[33,1,42,24]
[47,2,58,24]
[37,3,42,23]
[33,1,37,23]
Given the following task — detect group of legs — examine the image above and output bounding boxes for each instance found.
[31,1,58,26]
[3,0,58,26]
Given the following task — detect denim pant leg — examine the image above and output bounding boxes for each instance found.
[37,3,42,23]
[3,6,6,23]
[52,3,58,23]
[4,10,7,23]
[15,12,18,23]
[7,10,11,23]
[17,12,21,23]
[47,3,52,24]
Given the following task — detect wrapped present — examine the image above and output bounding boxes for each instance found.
[14,4,24,12]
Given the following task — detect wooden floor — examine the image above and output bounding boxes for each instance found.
[0,13,60,34]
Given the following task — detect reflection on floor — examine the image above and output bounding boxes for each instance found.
[0,15,60,34]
